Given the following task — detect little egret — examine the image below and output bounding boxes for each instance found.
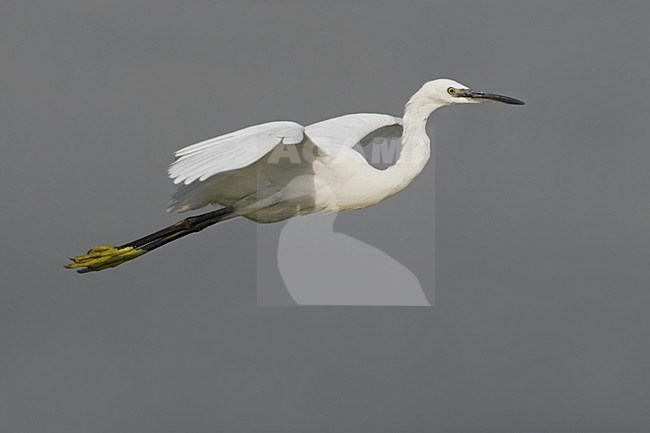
[66,79,524,273]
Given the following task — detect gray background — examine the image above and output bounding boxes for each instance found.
[2,1,649,432]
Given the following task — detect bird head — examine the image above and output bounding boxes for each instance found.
[419,78,525,106]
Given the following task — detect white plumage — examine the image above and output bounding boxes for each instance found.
[166,113,403,220]
[169,121,306,185]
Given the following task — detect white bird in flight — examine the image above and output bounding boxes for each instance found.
[66,78,524,273]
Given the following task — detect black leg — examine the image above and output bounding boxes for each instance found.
[65,207,237,273]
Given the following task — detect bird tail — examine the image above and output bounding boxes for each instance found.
[65,207,236,273]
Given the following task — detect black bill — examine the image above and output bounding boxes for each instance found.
[458,89,525,105]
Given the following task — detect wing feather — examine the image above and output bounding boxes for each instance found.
[305,113,402,154]
[168,121,305,185]
[167,114,402,189]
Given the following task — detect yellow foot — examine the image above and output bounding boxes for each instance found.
[65,245,146,273]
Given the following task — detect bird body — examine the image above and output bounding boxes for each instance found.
[166,113,408,221]
[66,79,524,273]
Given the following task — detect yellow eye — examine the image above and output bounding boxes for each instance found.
[447,87,456,95]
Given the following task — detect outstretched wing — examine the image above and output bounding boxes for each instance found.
[167,114,401,186]
[305,113,402,154]
[168,121,305,185]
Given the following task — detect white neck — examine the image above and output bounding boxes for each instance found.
[379,93,444,197]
